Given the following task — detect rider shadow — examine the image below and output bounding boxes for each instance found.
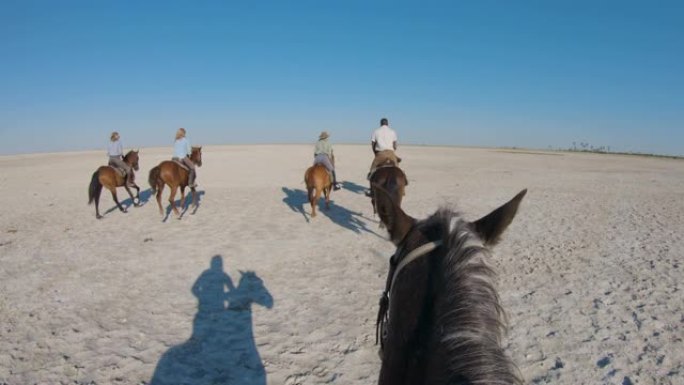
[150,256,274,385]
[281,187,309,223]
[162,190,206,222]
[341,181,368,195]
[103,188,154,216]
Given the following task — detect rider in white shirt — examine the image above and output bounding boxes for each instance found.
[369,118,400,177]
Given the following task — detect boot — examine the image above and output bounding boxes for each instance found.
[332,170,341,190]
[188,170,197,188]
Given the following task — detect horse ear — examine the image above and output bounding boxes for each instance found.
[470,189,527,246]
[373,184,414,246]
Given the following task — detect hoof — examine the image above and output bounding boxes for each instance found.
[96,215,103,220]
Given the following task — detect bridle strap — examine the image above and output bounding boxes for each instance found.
[390,240,442,291]
[376,239,442,347]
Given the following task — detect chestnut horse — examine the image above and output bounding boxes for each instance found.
[148,147,203,217]
[370,162,408,227]
[304,164,332,218]
[88,150,141,219]
[374,186,526,385]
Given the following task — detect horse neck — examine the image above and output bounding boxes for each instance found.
[189,152,199,164]
[426,211,520,384]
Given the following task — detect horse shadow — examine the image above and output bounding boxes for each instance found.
[280,186,381,236]
[321,200,382,237]
[162,190,206,222]
[150,256,273,385]
[341,181,368,195]
[281,187,309,223]
[103,187,154,215]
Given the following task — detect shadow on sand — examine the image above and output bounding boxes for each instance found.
[150,256,273,385]
[281,186,381,236]
[281,187,310,222]
[103,187,154,216]
[161,190,206,222]
[341,181,368,195]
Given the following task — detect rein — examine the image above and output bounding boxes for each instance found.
[375,239,443,349]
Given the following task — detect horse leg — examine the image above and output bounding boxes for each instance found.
[124,185,136,207]
[94,187,102,219]
[324,186,331,210]
[133,183,141,206]
[179,186,186,210]
[109,187,127,213]
[169,185,180,217]
[312,187,322,217]
[156,184,165,215]
[191,187,198,209]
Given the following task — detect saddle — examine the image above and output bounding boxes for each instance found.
[172,157,190,171]
[312,161,334,181]
[368,159,399,181]
[107,162,127,178]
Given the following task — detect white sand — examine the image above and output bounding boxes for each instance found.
[0,145,682,384]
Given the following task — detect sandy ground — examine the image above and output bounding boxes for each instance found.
[0,144,682,385]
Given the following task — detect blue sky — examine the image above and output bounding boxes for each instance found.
[1,1,682,155]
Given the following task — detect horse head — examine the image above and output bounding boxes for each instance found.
[124,150,140,171]
[233,270,273,309]
[373,186,527,385]
[370,166,408,226]
[191,146,203,167]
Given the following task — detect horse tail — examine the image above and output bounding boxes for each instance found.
[88,170,102,205]
[308,185,315,203]
[304,167,314,202]
[148,165,161,193]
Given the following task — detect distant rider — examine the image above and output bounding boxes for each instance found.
[369,117,400,178]
[314,131,341,190]
[107,131,135,187]
[173,128,197,188]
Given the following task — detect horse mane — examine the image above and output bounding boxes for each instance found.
[418,208,522,385]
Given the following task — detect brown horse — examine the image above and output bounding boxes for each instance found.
[88,150,141,219]
[148,147,203,217]
[370,163,408,227]
[304,164,332,218]
[374,187,527,385]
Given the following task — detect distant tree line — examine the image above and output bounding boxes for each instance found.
[569,142,610,153]
[564,141,682,159]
